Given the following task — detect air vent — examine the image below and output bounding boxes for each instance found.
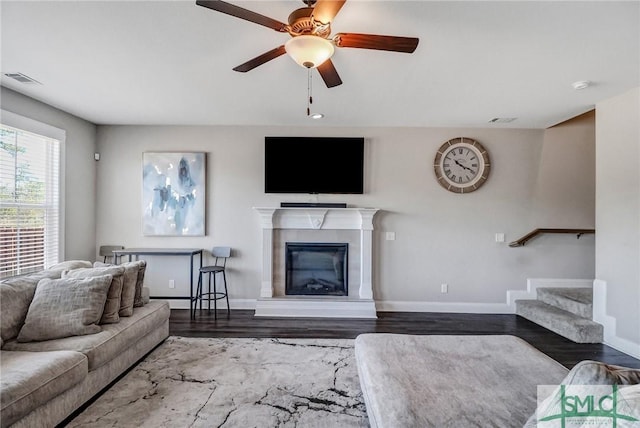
[4,73,41,84]
[489,117,517,124]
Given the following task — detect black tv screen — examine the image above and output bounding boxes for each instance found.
[265,137,364,194]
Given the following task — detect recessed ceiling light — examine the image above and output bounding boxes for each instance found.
[572,80,591,90]
[310,113,324,119]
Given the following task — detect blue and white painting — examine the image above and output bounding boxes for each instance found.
[142,152,205,236]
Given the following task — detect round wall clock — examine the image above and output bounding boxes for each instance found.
[433,137,491,194]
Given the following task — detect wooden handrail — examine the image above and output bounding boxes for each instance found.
[509,228,595,247]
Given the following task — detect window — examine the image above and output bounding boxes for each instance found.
[0,112,63,278]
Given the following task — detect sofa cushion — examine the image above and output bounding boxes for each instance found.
[524,360,640,427]
[0,269,63,342]
[0,350,88,427]
[17,275,112,342]
[63,265,125,324]
[5,300,170,371]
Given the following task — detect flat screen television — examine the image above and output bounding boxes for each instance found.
[264,137,364,194]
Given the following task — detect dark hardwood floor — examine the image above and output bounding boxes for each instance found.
[170,309,640,370]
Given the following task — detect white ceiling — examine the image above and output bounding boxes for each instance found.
[1,1,638,129]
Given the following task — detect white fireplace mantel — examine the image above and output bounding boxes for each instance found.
[253,207,379,318]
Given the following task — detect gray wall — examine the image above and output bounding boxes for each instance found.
[1,86,598,311]
[595,87,640,344]
[95,122,595,308]
[1,87,97,261]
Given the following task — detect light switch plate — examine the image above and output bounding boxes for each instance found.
[386,232,396,241]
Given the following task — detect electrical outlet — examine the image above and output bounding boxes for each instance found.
[495,233,505,243]
[441,283,448,293]
[169,279,175,289]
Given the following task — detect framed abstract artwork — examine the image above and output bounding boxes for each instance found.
[142,152,206,236]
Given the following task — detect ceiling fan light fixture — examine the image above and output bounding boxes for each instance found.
[285,35,334,69]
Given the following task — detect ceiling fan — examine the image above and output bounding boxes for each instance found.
[196,0,419,88]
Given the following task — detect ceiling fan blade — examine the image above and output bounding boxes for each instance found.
[334,33,419,53]
[233,46,287,72]
[311,0,346,24]
[196,0,288,32]
[317,59,343,88]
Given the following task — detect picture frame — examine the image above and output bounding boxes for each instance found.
[142,152,206,236]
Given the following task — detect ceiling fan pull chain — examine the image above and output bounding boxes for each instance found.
[307,67,313,116]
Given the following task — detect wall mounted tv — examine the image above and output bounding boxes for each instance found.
[265,137,365,194]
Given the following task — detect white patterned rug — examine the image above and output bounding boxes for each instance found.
[67,336,368,427]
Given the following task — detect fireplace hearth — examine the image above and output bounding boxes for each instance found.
[285,243,348,296]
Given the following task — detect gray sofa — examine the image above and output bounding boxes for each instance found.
[0,261,170,428]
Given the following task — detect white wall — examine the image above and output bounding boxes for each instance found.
[1,87,97,261]
[96,124,595,308]
[595,87,640,345]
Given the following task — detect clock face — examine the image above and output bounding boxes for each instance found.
[434,137,490,193]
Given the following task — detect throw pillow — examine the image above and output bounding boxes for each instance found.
[93,261,139,317]
[133,260,146,307]
[62,265,125,324]
[17,275,112,342]
[1,276,39,342]
[524,360,640,427]
[48,260,92,271]
[0,268,69,342]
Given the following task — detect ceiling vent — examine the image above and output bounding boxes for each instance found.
[488,117,517,124]
[4,73,41,84]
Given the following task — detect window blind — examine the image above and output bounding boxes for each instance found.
[0,123,61,278]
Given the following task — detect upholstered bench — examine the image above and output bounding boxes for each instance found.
[354,334,570,427]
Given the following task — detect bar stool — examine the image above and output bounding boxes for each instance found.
[99,245,124,263]
[195,246,231,319]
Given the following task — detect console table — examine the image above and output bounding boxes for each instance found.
[113,248,203,317]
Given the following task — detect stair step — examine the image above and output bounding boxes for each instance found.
[516,299,603,343]
[536,287,593,319]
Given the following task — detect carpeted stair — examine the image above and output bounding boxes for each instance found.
[516,287,603,343]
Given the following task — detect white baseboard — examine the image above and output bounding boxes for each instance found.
[506,278,594,313]
[166,298,510,315]
[376,301,510,313]
[593,279,640,360]
[254,298,377,318]
[164,298,256,310]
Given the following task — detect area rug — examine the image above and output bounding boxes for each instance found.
[67,336,368,427]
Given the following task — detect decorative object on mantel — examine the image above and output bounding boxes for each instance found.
[434,137,491,194]
[280,202,347,208]
[141,152,206,236]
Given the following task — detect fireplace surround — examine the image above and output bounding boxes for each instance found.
[253,207,379,318]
